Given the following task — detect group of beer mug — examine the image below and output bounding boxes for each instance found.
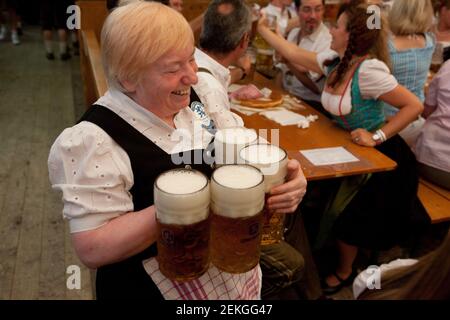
[154,127,288,282]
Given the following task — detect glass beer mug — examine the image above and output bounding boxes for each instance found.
[214,127,258,166]
[254,14,277,75]
[210,164,265,273]
[154,169,210,281]
[239,143,288,245]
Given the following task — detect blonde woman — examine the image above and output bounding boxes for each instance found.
[382,0,435,146]
[48,2,306,299]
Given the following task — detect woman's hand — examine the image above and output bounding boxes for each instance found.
[266,159,307,214]
[257,12,268,30]
[350,128,376,147]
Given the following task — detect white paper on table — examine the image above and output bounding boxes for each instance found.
[300,147,360,166]
[260,109,308,126]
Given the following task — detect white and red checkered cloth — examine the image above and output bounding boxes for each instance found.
[142,257,262,300]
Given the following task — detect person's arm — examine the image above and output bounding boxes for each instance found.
[285,60,321,94]
[257,17,323,75]
[266,159,307,214]
[229,54,252,84]
[49,122,155,270]
[285,16,300,36]
[377,85,424,136]
[229,67,247,84]
[71,206,158,269]
[351,85,423,147]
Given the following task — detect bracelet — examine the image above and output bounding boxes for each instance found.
[372,129,387,145]
[377,129,387,142]
[236,66,247,80]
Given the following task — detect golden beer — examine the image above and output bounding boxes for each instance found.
[154,169,210,281]
[239,143,288,245]
[210,165,265,273]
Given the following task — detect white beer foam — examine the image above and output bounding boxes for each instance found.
[157,169,207,194]
[213,165,262,189]
[211,165,265,218]
[240,144,285,164]
[215,127,258,144]
[239,144,288,192]
[214,127,257,165]
[154,169,210,225]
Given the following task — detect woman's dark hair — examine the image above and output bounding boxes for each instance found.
[327,0,390,88]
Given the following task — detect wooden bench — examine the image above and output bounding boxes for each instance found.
[76,0,109,105]
[81,29,108,99]
[418,179,450,224]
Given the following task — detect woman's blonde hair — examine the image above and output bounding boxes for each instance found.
[388,0,434,35]
[101,2,194,91]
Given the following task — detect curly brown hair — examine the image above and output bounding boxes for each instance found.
[327,1,390,88]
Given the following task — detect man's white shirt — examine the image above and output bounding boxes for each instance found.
[193,48,244,128]
[280,22,332,102]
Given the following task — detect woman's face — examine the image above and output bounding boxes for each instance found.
[130,44,198,118]
[330,13,350,54]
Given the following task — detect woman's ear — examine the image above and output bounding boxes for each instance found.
[120,78,137,93]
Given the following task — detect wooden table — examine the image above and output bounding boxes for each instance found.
[236,73,397,181]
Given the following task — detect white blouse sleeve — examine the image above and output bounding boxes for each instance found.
[48,121,134,233]
[316,49,339,76]
[207,94,245,128]
[197,82,244,128]
[358,59,398,100]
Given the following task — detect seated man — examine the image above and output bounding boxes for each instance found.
[192,0,306,299]
[277,0,331,114]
